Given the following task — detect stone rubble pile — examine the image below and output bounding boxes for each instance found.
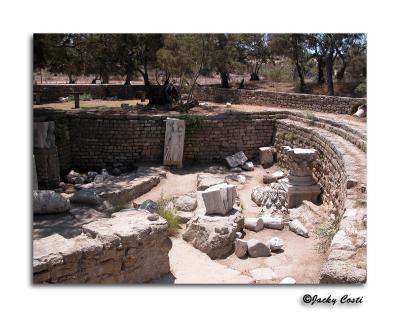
[225,151,255,172]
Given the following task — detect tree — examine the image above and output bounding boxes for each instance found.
[269,34,308,92]
[208,34,242,88]
[239,34,272,80]
[156,34,210,102]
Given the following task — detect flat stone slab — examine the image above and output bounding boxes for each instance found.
[82,173,160,203]
[167,238,254,284]
[197,173,225,191]
[250,267,276,281]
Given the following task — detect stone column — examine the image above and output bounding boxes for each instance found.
[282,147,321,208]
[33,155,38,190]
[163,118,185,168]
[259,147,274,168]
[33,121,60,188]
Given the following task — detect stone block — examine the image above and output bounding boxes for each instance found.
[202,183,237,215]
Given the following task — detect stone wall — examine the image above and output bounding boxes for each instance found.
[193,87,366,114]
[33,84,154,103]
[34,84,366,115]
[33,210,172,283]
[62,112,276,172]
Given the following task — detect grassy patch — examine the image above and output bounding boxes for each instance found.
[353,199,367,209]
[156,194,181,236]
[112,200,131,212]
[304,111,317,125]
[313,219,339,254]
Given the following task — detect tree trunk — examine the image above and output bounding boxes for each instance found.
[220,72,230,88]
[250,73,260,81]
[326,50,335,96]
[101,73,109,84]
[317,58,325,84]
[68,74,74,84]
[124,73,132,85]
[336,62,347,80]
[291,35,305,92]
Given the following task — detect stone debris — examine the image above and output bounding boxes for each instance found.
[280,277,296,284]
[225,174,246,184]
[174,194,197,212]
[259,146,274,168]
[33,190,70,214]
[289,219,309,238]
[241,161,254,171]
[271,171,285,179]
[354,104,366,118]
[234,239,248,258]
[70,188,102,205]
[197,173,225,190]
[247,239,271,257]
[330,230,356,251]
[267,237,284,251]
[176,210,195,223]
[202,183,237,216]
[225,151,248,168]
[235,231,244,239]
[244,217,264,232]
[260,216,284,230]
[230,167,243,173]
[182,211,244,259]
[67,170,87,184]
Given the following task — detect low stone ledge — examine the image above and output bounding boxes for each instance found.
[33,209,172,284]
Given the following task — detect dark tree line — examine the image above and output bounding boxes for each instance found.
[34,33,366,96]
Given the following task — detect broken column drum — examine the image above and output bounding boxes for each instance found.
[163,118,185,168]
[282,147,321,208]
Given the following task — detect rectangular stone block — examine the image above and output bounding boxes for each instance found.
[202,183,237,215]
[163,118,185,167]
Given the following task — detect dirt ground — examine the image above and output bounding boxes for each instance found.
[134,162,328,284]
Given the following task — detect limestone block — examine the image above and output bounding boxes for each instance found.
[70,189,102,205]
[267,237,284,251]
[174,194,197,212]
[182,210,244,259]
[225,151,248,168]
[202,183,237,215]
[280,277,296,284]
[261,216,284,230]
[244,217,264,232]
[241,161,254,171]
[247,239,271,257]
[289,219,309,238]
[234,239,248,258]
[33,190,70,214]
[259,146,274,168]
[163,118,185,168]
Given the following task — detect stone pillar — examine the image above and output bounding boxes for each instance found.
[282,147,321,208]
[33,121,60,189]
[33,155,38,190]
[259,147,274,168]
[163,118,185,168]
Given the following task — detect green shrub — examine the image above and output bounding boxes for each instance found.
[177,114,204,133]
[354,82,367,97]
[260,63,292,82]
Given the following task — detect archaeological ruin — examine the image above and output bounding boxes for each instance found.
[33,84,367,284]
